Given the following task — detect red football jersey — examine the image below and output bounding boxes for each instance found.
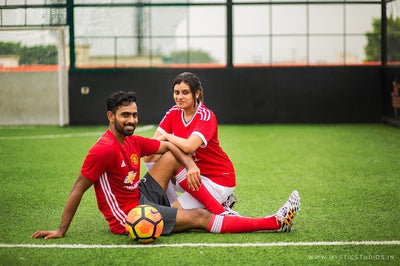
[81,129,160,234]
[158,103,235,187]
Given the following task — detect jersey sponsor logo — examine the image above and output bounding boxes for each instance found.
[123,180,140,190]
[130,154,139,165]
[124,171,137,184]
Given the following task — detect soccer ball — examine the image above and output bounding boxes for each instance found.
[125,205,164,243]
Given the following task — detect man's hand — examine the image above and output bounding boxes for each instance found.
[31,229,64,240]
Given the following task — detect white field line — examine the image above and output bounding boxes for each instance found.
[1,241,399,249]
[0,125,155,140]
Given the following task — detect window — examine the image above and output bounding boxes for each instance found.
[74,4,226,68]
[1,1,391,68]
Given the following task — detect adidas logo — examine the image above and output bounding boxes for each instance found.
[121,160,126,167]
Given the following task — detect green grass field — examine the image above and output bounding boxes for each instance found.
[0,124,399,265]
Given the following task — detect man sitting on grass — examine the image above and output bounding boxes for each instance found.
[32,91,300,239]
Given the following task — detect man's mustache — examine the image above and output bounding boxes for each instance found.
[124,123,136,128]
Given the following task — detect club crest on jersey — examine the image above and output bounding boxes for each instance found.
[130,154,139,165]
[124,171,137,184]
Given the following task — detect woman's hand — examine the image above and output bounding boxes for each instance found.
[185,164,201,191]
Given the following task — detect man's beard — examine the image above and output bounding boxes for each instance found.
[115,122,136,136]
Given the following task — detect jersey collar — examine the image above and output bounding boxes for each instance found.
[181,102,202,127]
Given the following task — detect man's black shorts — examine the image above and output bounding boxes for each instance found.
[139,172,177,235]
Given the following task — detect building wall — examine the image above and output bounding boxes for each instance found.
[0,55,20,67]
[69,66,383,125]
[382,66,400,125]
[0,72,59,125]
[0,66,388,126]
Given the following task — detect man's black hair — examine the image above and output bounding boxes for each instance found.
[107,91,137,114]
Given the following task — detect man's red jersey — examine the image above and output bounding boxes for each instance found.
[158,103,235,187]
[81,129,160,234]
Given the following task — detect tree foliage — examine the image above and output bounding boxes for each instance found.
[166,49,215,64]
[0,41,58,64]
[365,16,400,62]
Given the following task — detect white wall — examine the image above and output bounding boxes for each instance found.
[0,71,65,125]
